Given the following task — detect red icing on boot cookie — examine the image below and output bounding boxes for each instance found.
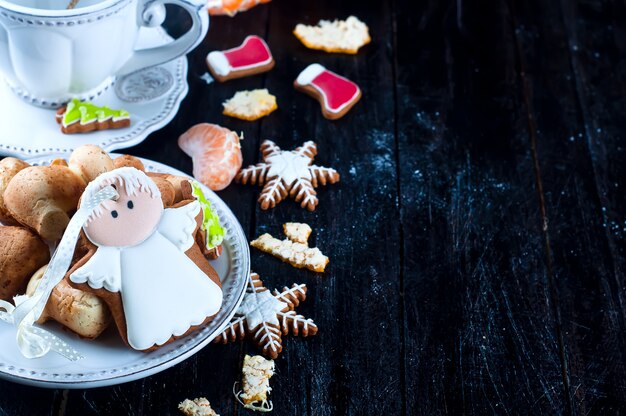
[207,36,274,82]
[293,63,361,120]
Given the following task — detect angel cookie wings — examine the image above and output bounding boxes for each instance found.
[69,167,223,351]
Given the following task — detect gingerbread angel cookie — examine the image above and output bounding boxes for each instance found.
[68,167,223,351]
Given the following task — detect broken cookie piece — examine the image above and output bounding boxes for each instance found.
[251,233,328,273]
[178,397,220,416]
[236,355,275,412]
[222,89,277,121]
[283,222,312,244]
[293,16,371,54]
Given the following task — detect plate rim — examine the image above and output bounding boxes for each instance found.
[0,155,249,389]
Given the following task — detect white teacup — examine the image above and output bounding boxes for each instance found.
[0,0,208,107]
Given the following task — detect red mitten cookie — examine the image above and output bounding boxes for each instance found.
[67,167,223,351]
[294,63,361,120]
[206,36,274,82]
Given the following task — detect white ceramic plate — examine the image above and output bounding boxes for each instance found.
[0,156,249,389]
[0,27,188,158]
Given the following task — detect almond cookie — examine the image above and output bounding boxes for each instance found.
[214,272,317,358]
[0,226,50,301]
[3,144,118,240]
[293,16,371,54]
[294,63,361,120]
[207,36,274,82]
[0,157,30,225]
[4,165,86,241]
[26,265,112,339]
[113,154,145,171]
[236,140,340,211]
[67,167,223,351]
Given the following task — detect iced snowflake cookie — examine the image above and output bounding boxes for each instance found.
[68,167,223,351]
[214,272,317,358]
[236,140,340,211]
[56,98,130,134]
[222,89,277,121]
[294,64,361,120]
[293,16,371,54]
[207,36,274,82]
[178,397,220,416]
[235,355,275,412]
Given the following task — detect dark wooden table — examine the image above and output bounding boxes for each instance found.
[2,0,626,414]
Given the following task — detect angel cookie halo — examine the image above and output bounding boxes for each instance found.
[70,167,223,351]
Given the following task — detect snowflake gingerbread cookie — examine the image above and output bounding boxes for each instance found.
[214,272,317,358]
[236,140,340,211]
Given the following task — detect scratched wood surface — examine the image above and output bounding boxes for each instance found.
[1,0,625,415]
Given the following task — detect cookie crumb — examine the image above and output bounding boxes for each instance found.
[178,397,219,416]
[283,222,312,244]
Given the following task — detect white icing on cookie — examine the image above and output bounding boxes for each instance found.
[295,63,325,85]
[238,289,287,329]
[120,229,222,350]
[207,51,230,76]
[158,201,200,252]
[265,151,312,186]
[70,246,122,292]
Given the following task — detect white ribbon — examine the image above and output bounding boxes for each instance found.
[0,185,118,361]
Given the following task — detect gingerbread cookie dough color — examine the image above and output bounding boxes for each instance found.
[294,63,361,120]
[207,36,274,82]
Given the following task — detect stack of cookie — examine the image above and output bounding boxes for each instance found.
[0,145,226,351]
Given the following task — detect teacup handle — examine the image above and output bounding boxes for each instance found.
[116,0,208,76]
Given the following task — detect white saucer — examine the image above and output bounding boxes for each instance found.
[0,28,188,158]
[0,156,249,389]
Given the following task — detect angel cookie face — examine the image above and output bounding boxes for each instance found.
[83,176,163,247]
